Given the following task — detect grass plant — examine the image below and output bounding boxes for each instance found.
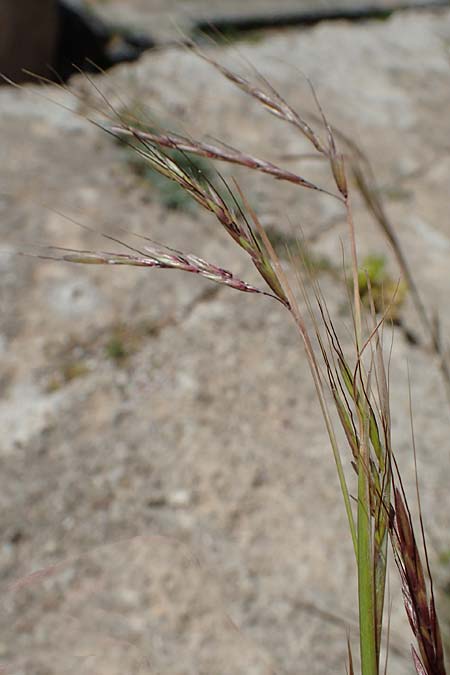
[14,47,449,674]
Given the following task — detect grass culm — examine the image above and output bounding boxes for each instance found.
[16,45,449,675]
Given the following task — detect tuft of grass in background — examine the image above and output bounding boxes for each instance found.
[357,254,407,322]
[105,333,127,362]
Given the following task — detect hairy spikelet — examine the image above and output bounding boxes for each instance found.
[30,243,283,300]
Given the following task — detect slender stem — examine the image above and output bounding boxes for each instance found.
[344,192,379,672]
[345,195,362,352]
[357,438,378,675]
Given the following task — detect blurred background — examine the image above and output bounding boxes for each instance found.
[1,1,450,673]
[2,0,448,82]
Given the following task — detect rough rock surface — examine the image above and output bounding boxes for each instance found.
[1,7,450,675]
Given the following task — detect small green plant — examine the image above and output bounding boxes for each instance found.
[357,253,407,321]
[105,334,127,362]
[103,320,158,361]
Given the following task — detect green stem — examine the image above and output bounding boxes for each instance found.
[358,443,378,675]
[345,196,362,352]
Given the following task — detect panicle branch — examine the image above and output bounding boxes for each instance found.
[189,46,327,155]
[109,125,339,197]
[28,243,284,301]
[101,123,291,306]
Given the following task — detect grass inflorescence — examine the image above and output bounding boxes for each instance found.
[17,45,449,675]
